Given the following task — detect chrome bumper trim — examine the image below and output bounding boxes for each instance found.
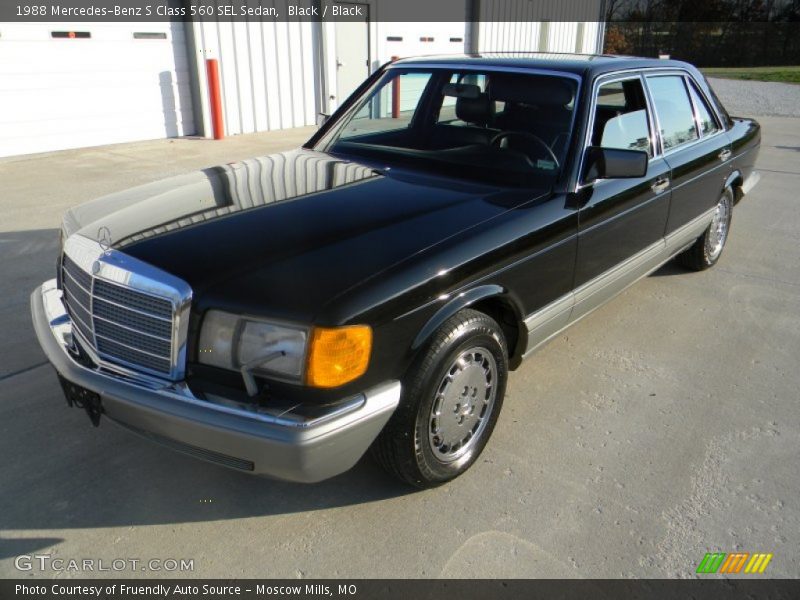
[32,280,401,482]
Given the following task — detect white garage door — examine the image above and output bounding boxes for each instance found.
[0,22,195,158]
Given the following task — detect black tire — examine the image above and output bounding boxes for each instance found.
[676,187,734,271]
[372,309,508,488]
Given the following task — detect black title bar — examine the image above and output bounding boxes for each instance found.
[2,0,799,23]
[3,579,800,600]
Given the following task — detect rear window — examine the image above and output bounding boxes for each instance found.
[687,79,720,137]
[646,76,699,151]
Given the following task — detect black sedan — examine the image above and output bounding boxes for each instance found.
[31,53,761,488]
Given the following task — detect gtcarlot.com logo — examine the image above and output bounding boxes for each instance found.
[696,552,773,574]
[15,554,194,573]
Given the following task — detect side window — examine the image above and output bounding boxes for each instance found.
[591,78,652,155]
[340,72,432,139]
[647,76,699,151]
[687,79,720,136]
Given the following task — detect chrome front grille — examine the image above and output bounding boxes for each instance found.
[62,256,95,344]
[60,235,191,381]
[93,279,173,318]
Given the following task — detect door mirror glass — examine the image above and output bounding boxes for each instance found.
[591,78,653,157]
[600,110,651,154]
[316,112,330,128]
[583,146,648,182]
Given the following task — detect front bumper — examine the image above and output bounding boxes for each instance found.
[31,280,401,482]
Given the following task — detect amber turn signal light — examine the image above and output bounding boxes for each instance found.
[306,325,372,388]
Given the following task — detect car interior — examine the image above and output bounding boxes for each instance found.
[327,71,580,183]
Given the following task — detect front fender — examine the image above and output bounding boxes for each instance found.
[411,284,525,356]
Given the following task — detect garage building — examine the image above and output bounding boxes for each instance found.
[0,1,605,158]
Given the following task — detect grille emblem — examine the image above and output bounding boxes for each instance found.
[91,261,101,274]
[97,226,112,254]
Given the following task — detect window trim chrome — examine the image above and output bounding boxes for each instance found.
[385,62,584,84]
[683,74,723,139]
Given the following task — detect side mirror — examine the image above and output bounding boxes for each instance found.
[316,112,330,128]
[583,146,648,183]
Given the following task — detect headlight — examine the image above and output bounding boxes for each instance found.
[198,311,308,381]
[197,310,372,389]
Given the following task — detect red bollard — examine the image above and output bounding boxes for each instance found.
[206,58,225,140]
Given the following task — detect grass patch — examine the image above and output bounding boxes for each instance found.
[702,66,800,85]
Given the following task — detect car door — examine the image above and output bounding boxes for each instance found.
[644,73,732,235]
[571,73,672,320]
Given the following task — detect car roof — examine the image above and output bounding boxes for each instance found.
[390,52,694,79]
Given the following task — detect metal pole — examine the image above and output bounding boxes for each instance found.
[205,59,225,140]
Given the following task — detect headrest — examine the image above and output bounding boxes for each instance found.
[456,93,494,126]
[491,75,574,106]
[443,83,481,99]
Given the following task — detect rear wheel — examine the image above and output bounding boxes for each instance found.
[677,187,734,271]
[372,309,508,488]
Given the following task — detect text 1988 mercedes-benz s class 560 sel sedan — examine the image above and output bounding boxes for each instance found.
[31,53,761,488]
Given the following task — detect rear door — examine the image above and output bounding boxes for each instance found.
[644,73,732,235]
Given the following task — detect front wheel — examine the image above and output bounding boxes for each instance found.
[676,187,734,271]
[372,309,508,488]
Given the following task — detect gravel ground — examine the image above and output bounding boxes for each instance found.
[708,77,800,118]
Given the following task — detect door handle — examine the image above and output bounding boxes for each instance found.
[651,177,670,194]
[718,148,732,162]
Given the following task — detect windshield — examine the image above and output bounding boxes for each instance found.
[315,68,579,187]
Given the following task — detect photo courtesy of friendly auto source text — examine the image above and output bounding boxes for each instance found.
[14,583,336,596]
[0,0,798,596]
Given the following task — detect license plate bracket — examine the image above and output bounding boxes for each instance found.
[57,375,103,426]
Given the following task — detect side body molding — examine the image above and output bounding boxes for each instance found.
[522,206,716,358]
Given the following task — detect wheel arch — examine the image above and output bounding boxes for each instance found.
[410,285,527,370]
[725,169,744,204]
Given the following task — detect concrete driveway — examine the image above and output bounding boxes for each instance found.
[1,118,798,579]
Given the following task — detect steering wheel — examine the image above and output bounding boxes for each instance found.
[489,131,560,168]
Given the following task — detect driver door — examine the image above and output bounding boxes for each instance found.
[572,73,671,317]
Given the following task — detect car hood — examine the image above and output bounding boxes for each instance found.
[68,149,542,323]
